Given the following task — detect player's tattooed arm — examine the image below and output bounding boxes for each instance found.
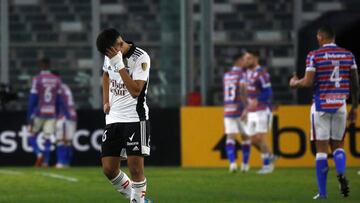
[106,47,145,98]
[289,71,315,88]
[102,72,110,114]
[349,69,359,123]
[239,82,248,107]
[239,82,248,120]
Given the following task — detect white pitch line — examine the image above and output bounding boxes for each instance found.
[0,169,24,176]
[37,172,78,182]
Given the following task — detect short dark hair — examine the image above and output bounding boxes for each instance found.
[247,49,260,58]
[233,51,245,63]
[96,28,121,55]
[39,57,50,67]
[318,25,335,39]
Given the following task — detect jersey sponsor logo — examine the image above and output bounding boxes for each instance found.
[110,79,128,96]
[41,78,58,83]
[127,141,139,146]
[322,52,348,59]
[325,98,345,104]
[40,106,55,114]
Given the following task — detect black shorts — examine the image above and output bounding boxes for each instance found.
[101,120,151,157]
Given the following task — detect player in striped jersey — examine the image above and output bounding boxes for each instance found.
[290,26,359,199]
[243,50,276,174]
[27,58,68,167]
[52,71,78,168]
[223,53,250,172]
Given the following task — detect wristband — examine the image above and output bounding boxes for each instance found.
[109,53,125,72]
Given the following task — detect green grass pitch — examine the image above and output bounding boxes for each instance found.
[0,167,359,203]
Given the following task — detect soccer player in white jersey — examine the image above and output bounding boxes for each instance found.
[290,26,359,199]
[96,28,152,203]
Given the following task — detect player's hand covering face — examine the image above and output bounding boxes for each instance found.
[106,47,120,59]
[105,37,126,58]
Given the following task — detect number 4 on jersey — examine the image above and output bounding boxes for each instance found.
[330,64,342,88]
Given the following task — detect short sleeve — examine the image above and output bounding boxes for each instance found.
[351,53,358,69]
[259,72,271,88]
[102,56,110,72]
[306,52,316,72]
[30,78,38,94]
[133,54,150,81]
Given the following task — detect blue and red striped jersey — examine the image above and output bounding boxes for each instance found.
[223,66,245,117]
[29,71,62,118]
[246,66,272,112]
[306,43,357,113]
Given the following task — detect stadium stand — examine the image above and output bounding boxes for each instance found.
[7,0,354,109]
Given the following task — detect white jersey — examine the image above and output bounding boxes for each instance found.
[102,44,150,124]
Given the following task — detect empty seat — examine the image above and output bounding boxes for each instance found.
[17,6,42,13]
[54,14,76,21]
[10,33,32,42]
[31,23,53,32]
[223,21,245,30]
[10,23,27,32]
[235,3,258,12]
[66,33,88,42]
[43,0,66,4]
[127,5,149,13]
[15,49,38,59]
[48,5,69,13]
[36,33,59,42]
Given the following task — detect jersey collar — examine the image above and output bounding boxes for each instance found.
[246,65,260,73]
[40,70,51,74]
[232,66,242,71]
[322,43,337,47]
[123,41,136,59]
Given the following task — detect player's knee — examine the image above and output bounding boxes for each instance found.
[226,133,235,140]
[128,165,144,180]
[102,165,118,179]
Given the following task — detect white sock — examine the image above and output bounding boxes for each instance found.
[110,171,132,199]
[131,178,147,203]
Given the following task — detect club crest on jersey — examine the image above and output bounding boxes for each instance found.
[141,63,148,71]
